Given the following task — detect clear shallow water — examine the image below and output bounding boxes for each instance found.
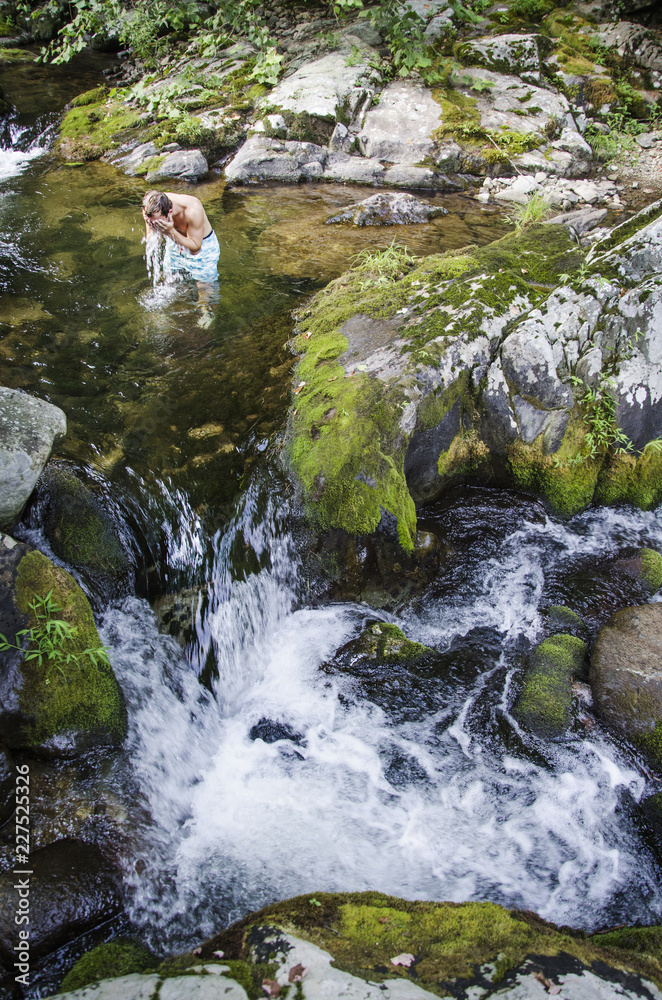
[1,53,662,982]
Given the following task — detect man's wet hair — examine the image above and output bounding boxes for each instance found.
[142,190,173,217]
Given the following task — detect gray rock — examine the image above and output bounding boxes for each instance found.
[383,165,439,188]
[111,140,159,176]
[225,137,327,184]
[262,51,380,120]
[322,151,385,184]
[0,840,121,960]
[329,121,351,153]
[424,11,455,41]
[483,358,519,446]
[326,192,447,225]
[358,80,442,163]
[636,132,657,149]
[0,387,67,530]
[160,977,248,1000]
[501,326,573,409]
[545,207,608,236]
[590,603,662,748]
[48,975,162,1000]
[459,32,543,84]
[146,149,208,183]
[551,128,593,176]
[592,21,662,74]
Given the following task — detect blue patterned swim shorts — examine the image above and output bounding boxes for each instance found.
[164,230,220,283]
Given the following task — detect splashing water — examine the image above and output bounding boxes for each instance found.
[141,232,182,310]
[101,484,662,954]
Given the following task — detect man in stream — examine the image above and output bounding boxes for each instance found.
[142,189,220,323]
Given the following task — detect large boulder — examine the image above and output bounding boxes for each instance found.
[457,33,544,84]
[0,546,127,755]
[357,80,443,164]
[0,387,66,530]
[590,602,662,767]
[50,895,662,1000]
[261,51,381,122]
[145,149,208,183]
[225,136,328,184]
[284,200,662,550]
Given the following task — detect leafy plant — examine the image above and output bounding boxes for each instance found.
[570,374,631,458]
[0,590,110,683]
[506,192,552,231]
[351,240,417,287]
[250,45,283,86]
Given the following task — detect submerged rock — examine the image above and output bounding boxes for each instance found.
[513,633,588,737]
[0,387,67,530]
[35,464,132,602]
[590,602,662,768]
[326,192,448,226]
[0,547,127,754]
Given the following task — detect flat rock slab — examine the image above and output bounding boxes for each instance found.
[546,207,608,235]
[49,975,162,1000]
[0,387,66,529]
[326,191,447,225]
[358,80,442,164]
[262,51,379,120]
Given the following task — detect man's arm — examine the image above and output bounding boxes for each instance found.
[154,207,205,254]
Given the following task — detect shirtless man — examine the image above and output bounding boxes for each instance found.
[142,189,220,284]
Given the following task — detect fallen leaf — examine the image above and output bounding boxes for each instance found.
[288,964,308,983]
[292,408,298,416]
[533,971,561,993]
[192,948,202,956]
[378,916,389,924]
[303,332,312,339]
[294,381,306,395]
[521,268,528,273]
[328,376,338,382]
[213,950,225,958]
[262,979,281,997]
[391,953,415,967]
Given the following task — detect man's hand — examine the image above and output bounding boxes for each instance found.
[150,216,174,235]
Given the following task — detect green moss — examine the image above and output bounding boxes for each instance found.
[14,550,126,748]
[590,201,662,256]
[0,47,37,64]
[135,154,167,177]
[203,892,662,996]
[541,605,588,641]
[639,548,662,594]
[594,447,662,511]
[41,467,130,583]
[56,99,145,160]
[514,634,587,737]
[592,926,662,959]
[507,414,601,516]
[637,721,662,771]
[69,87,109,108]
[60,941,154,992]
[351,622,433,663]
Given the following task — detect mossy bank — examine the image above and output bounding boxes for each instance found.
[285,200,662,552]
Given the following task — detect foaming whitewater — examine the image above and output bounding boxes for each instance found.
[141,232,182,310]
[0,121,52,181]
[104,493,662,952]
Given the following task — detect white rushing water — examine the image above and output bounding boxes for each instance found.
[101,487,662,953]
[0,122,51,182]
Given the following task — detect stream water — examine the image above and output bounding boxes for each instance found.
[2,53,662,996]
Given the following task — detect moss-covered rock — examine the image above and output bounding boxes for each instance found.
[334,621,435,666]
[200,892,662,996]
[37,465,131,600]
[60,940,155,992]
[540,605,589,642]
[513,633,587,737]
[55,96,146,161]
[0,549,126,753]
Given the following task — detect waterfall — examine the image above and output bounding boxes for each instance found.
[100,481,662,954]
